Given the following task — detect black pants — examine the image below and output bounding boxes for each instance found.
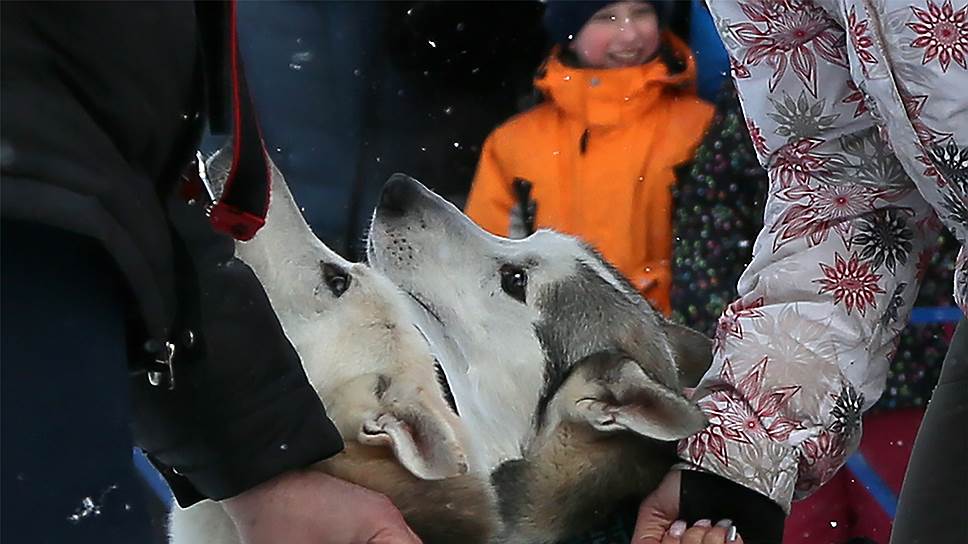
[891,320,968,543]
[1,221,157,544]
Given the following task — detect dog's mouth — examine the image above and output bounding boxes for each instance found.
[408,303,459,417]
[433,360,460,416]
[406,290,444,325]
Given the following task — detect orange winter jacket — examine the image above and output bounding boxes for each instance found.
[465,33,714,315]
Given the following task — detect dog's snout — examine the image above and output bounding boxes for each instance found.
[379,173,419,216]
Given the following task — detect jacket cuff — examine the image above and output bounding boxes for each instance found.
[150,380,343,507]
[679,469,786,544]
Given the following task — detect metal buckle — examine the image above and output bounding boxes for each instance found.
[195,150,217,203]
[147,341,177,390]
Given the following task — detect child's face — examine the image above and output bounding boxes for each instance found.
[569,1,661,69]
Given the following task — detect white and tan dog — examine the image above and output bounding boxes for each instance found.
[367,174,712,543]
[168,160,497,544]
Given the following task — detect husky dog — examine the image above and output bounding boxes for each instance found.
[367,174,712,543]
[168,159,497,544]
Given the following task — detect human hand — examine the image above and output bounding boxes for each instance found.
[655,518,742,544]
[631,470,742,543]
[223,469,421,544]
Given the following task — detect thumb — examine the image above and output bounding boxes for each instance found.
[631,470,681,543]
[631,499,677,543]
[366,526,422,544]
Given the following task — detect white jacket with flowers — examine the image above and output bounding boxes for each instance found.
[682,0,968,511]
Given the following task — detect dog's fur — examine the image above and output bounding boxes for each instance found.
[167,159,497,544]
[367,174,713,543]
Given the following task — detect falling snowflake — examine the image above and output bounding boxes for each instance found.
[907,0,968,72]
[815,252,886,316]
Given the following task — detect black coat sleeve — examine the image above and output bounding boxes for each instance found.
[130,196,343,507]
[679,470,786,544]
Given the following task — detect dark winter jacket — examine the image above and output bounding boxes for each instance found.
[1,1,342,505]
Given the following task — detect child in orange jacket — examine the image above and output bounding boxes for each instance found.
[465,0,713,315]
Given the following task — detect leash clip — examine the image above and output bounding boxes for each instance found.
[147,341,177,390]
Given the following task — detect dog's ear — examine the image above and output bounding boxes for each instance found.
[566,351,706,441]
[661,321,713,389]
[358,385,469,480]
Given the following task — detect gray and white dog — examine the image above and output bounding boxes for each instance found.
[367,174,712,544]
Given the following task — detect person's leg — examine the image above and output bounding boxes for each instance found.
[1,220,155,544]
[890,321,968,543]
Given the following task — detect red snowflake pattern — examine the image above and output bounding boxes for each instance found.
[797,429,849,493]
[713,296,766,354]
[917,152,948,186]
[908,0,968,72]
[900,90,955,144]
[731,0,848,95]
[841,81,870,118]
[746,118,769,158]
[771,182,878,251]
[811,182,877,225]
[815,252,886,316]
[770,138,831,188]
[684,358,802,467]
[848,5,878,69]
[730,55,752,79]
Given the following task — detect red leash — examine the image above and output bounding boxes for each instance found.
[205,0,270,241]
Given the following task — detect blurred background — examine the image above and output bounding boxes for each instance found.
[12,2,956,543]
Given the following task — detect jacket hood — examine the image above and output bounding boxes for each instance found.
[534,31,699,128]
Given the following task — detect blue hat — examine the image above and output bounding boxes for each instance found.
[542,1,669,45]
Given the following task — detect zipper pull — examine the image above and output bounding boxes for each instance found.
[579,129,590,154]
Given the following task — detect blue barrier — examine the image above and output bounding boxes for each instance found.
[133,448,174,506]
[909,306,963,325]
[845,451,899,519]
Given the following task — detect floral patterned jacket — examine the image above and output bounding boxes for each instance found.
[682,0,968,512]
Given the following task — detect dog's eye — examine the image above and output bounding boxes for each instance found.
[321,262,352,298]
[499,264,528,303]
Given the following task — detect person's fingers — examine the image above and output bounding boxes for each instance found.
[632,471,682,543]
[693,521,741,544]
[360,494,422,544]
[660,520,687,544]
[367,527,422,544]
[699,526,728,544]
[680,522,713,544]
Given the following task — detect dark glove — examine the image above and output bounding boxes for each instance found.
[679,470,786,544]
[130,196,343,506]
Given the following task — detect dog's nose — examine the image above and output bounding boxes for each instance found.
[379,173,418,215]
